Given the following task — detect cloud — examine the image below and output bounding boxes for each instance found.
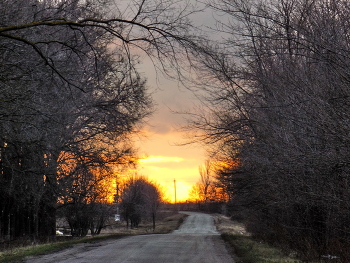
[139,156,184,163]
[137,154,200,201]
[133,62,205,201]
[148,123,173,135]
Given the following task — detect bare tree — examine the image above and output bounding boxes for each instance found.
[0,0,203,242]
[120,176,162,230]
[188,0,350,259]
[57,143,135,236]
[0,0,203,86]
[189,159,229,213]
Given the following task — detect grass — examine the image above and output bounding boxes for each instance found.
[0,235,130,263]
[0,212,187,263]
[152,213,187,233]
[222,234,301,263]
[214,214,301,263]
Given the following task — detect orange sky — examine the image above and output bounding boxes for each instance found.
[134,60,205,202]
[118,3,216,203]
[136,131,204,202]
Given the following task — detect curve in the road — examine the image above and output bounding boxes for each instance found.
[173,211,219,235]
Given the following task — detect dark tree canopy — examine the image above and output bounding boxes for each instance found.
[188,0,350,259]
[120,176,162,230]
[0,0,200,242]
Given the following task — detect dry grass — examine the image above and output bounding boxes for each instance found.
[213,214,249,236]
[99,211,187,235]
[214,214,301,263]
[0,211,187,263]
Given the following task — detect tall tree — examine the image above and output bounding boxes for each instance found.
[0,0,201,241]
[190,0,350,258]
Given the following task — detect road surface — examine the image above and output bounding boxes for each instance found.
[25,212,235,263]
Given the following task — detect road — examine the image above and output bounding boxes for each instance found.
[25,212,235,263]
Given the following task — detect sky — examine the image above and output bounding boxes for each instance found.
[134,63,205,203]
[123,0,218,203]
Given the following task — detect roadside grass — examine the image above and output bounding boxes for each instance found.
[0,234,131,263]
[222,234,301,263]
[152,213,187,234]
[215,215,301,263]
[0,212,187,263]
[99,212,187,235]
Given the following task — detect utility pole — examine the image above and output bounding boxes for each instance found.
[174,179,177,206]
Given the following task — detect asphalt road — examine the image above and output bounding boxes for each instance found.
[25,212,235,263]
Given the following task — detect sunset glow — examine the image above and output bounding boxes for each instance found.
[133,56,206,203]
[139,156,184,163]
[137,154,200,202]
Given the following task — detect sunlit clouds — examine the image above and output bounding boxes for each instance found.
[139,156,184,163]
[135,129,204,202]
[133,55,205,203]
